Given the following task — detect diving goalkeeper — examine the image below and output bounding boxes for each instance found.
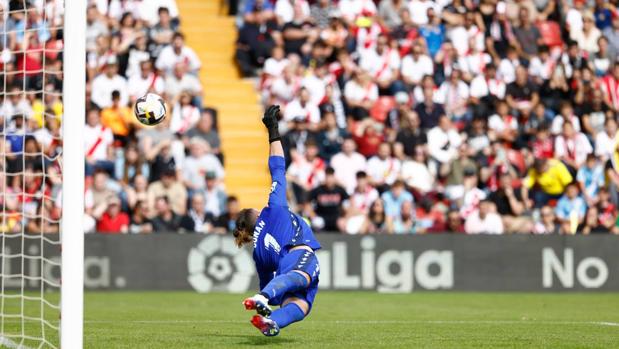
[233,105,321,337]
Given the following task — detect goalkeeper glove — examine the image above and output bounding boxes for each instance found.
[262,105,281,143]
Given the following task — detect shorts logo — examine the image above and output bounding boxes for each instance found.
[187,235,255,293]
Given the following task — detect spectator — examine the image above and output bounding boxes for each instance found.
[401,43,434,86]
[147,167,187,216]
[155,32,201,75]
[100,90,133,142]
[401,146,434,195]
[91,57,129,109]
[202,171,228,218]
[179,193,215,233]
[513,6,542,59]
[534,205,561,234]
[96,196,130,234]
[505,65,539,118]
[464,200,505,234]
[387,199,416,234]
[182,138,225,193]
[366,142,401,190]
[488,172,531,233]
[343,171,380,234]
[308,167,349,232]
[165,62,203,104]
[214,196,241,234]
[578,206,611,234]
[185,109,221,157]
[554,183,587,235]
[316,108,348,162]
[360,198,388,234]
[381,179,413,219]
[427,115,462,171]
[331,138,367,194]
[554,121,593,172]
[151,196,182,232]
[523,158,573,208]
[84,107,115,176]
[415,85,445,130]
[129,200,153,234]
[287,140,326,203]
[344,70,378,121]
[127,60,166,103]
[577,154,605,206]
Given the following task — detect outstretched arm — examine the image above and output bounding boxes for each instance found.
[262,105,287,206]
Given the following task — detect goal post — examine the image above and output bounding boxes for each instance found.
[61,0,86,348]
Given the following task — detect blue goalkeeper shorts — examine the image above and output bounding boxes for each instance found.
[270,248,320,313]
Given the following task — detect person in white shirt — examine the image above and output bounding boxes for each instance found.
[551,102,581,135]
[275,0,310,24]
[359,34,401,93]
[91,58,129,109]
[165,62,203,103]
[401,44,434,86]
[344,70,379,120]
[448,12,485,57]
[170,91,201,135]
[138,0,179,26]
[400,147,435,194]
[331,138,368,194]
[156,32,201,76]
[84,107,115,175]
[182,138,225,192]
[127,60,166,103]
[435,69,470,122]
[427,115,462,167]
[283,87,321,128]
[464,200,504,234]
[286,141,326,202]
[595,117,618,162]
[366,142,401,189]
[470,64,506,100]
[408,0,437,25]
[497,46,520,84]
[554,122,593,170]
[571,12,601,55]
[338,0,377,24]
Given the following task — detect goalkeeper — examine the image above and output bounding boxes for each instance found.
[234,105,321,337]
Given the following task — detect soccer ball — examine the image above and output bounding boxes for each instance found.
[134,93,167,126]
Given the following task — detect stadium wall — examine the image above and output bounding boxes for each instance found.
[2,235,617,292]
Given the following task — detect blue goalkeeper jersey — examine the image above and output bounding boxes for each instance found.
[252,156,321,287]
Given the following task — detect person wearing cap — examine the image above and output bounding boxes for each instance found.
[91,55,129,109]
[95,195,130,234]
[202,171,228,218]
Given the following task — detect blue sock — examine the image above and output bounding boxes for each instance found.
[270,302,305,328]
[260,272,308,300]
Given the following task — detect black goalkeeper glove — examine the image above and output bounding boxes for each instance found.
[262,105,281,143]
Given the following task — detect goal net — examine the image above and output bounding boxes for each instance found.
[0,1,84,348]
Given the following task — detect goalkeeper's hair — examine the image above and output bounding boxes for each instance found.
[233,208,256,247]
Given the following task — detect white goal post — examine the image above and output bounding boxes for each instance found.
[61,0,85,348]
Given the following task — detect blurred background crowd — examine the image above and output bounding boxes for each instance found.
[2,0,619,235]
[0,0,233,235]
[234,0,619,235]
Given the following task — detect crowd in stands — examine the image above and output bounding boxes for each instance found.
[234,0,619,235]
[0,0,234,235]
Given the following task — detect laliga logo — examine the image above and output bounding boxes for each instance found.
[187,235,255,293]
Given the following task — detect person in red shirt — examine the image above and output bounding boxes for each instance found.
[353,117,385,157]
[96,196,129,234]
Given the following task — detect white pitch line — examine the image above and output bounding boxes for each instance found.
[75,319,619,327]
[3,319,619,327]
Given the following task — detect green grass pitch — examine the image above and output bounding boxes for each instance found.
[2,292,619,348]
